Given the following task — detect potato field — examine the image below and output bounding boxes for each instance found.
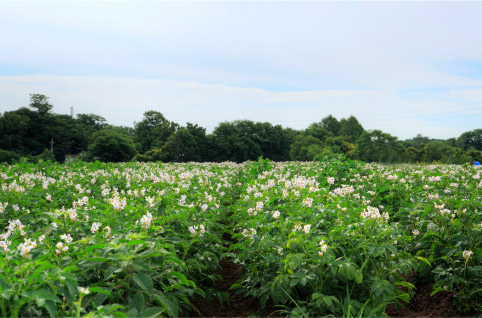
[0,157,481,317]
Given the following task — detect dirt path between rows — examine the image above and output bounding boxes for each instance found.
[387,282,470,318]
[191,232,275,318]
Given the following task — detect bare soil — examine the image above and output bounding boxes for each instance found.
[188,232,275,318]
[386,282,470,318]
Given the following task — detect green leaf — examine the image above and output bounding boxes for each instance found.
[44,300,57,318]
[1,290,11,300]
[127,240,147,246]
[170,271,195,287]
[133,273,153,293]
[141,307,164,318]
[131,292,145,313]
[153,291,178,317]
[86,257,111,262]
[62,265,79,273]
[104,266,122,280]
[34,290,61,303]
[85,243,106,253]
[89,287,111,295]
[35,296,46,307]
[127,308,138,318]
[355,270,363,284]
[415,256,431,267]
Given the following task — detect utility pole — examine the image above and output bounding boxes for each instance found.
[50,138,54,161]
[70,106,74,117]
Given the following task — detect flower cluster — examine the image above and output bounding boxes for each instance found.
[90,222,101,234]
[332,186,355,197]
[138,212,153,230]
[104,226,112,239]
[242,228,256,238]
[360,206,389,222]
[256,201,264,212]
[146,196,155,207]
[188,224,206,236]
[18,238,37,257]
[302,198,313,208]
[55,234,73,254]
[303,224,311,234]
[318,240,328,256]
[327,177,335,185]
[109,196,127,211]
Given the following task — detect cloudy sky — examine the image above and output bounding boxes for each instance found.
[1,1,481,140]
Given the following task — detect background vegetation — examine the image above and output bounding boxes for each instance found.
[1,94,481,164]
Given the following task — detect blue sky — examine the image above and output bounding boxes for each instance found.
[1,1,482,140]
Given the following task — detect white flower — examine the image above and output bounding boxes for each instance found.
[463,250,473,261]
[139,212,153,230]
[61,234,73,244]
[78,287,90,295]
[272,211,280,219]
[302,224,311,234]
[327,177,335,185]
[318,240,328,256]
[412,229,420,236]
[90,222,101,234]
[256,201,264,212]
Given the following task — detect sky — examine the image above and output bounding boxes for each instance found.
[1,1,482,140]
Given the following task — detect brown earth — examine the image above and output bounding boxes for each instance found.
[386,282,469,318]
[187,232,276,318]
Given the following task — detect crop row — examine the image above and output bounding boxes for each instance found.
[0,158,481,317]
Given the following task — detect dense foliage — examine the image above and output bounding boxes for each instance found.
[0,159,481,317]
[1,94,481,164]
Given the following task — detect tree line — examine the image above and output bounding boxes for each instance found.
[1,94,481,164]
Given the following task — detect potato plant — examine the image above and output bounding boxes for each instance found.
[0,158,481,317]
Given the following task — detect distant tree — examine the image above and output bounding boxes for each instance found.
[467,149,482,162]
[422,141,450,163]
[161,125,209,162]
[403,134,431,149]
[304,124,333,143]
[88,129,137,162]
[290,135,324,161]
[319,115,341,136]
[211,120,292,162]
[77,113,107,130]
[458,129,482,151]
[406,147,422,163]
[339,115,364,143]
[212,120,262,162]
[134,111,178,153]
[355,130,407,163]
[29,93,53,115]
[0,110,32,154]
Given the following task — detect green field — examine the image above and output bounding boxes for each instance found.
[0,158,481,317]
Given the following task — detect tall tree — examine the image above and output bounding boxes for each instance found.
[458,129,482,151]
[319,115,341,136]
[339,115,364,143]
[88,129,137,162]
[289,135,324,161]
[29,93,53,115]
[355,130,407,163]
[134,111,178,153]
